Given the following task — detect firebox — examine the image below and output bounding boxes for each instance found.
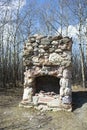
[35,76,60,94]
[20,34,73,111]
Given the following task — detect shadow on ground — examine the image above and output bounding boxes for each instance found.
[72,91,87,111]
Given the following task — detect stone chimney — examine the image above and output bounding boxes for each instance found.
[20,34,73,111]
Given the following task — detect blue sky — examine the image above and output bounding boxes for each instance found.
[0,0,86,57]
[1,0,87,42]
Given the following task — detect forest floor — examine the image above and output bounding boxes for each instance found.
[0,85,87,130]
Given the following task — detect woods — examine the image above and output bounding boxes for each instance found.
[0,0,87,88]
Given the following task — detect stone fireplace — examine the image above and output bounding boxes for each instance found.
[20,34,73,111]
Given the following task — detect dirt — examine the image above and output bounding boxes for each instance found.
[0,87,87,130]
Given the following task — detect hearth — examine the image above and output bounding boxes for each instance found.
[19,35,72,111]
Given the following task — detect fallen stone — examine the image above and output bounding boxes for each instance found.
[34,105,49,111]
[47,99,61,107]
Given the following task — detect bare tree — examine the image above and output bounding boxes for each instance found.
[76,0,86,87]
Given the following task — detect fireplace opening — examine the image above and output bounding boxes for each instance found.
[35,75,60,94]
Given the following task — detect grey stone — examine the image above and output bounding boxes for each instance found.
[52,35,63,41]
[32,57,39,63]
[62,96,72,104]
[47,99,60,107]
[59,37,70,44]
[29,37,36,43]
[39,45,44,48]
[41,38,51,45]
[27,46,33,52]
[49,53,62,65]
[58,44,67,50]
[23,87,33,102]
[36,39,40,43]
[23,50,30,56]
[43,45,50,50]
[44,53,48,56]
[49,48,55,53]
[33,43,38,47]
[39,48,45,53]
[66,61,71,67]
[51,41,58,45]
[55,49,63,53]
[33,96,39,105]
[60,77,71,89]
[61,60,71,67]
[23,60,32,66]
[34,47,38,52]
[63,69,72,79]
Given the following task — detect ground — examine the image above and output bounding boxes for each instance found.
[0,86,87,130]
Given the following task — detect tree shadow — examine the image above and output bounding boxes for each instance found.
[72,91,87,111]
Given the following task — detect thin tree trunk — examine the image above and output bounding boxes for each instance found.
[78,2,86,88]
[79,43,85,88]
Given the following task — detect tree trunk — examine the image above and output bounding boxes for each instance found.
[79,43,85,88]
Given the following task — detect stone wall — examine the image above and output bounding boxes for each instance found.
[20,34,73,111]
[23,35,72,68]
